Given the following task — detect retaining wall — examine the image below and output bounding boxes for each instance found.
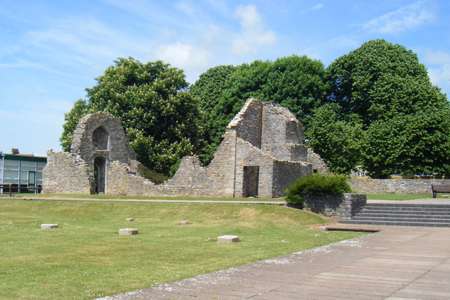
[303,193,367,220]
[348,178,450,194]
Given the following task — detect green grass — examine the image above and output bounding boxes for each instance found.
[12,193,283,202]
[366,193,439,200]
[0,199,364,300]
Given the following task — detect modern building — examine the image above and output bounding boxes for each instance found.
[0,148,46,194]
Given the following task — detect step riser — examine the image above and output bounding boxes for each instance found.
[356,213,450,219]
[358,211,450,215]
[339,221,450,227]
[339,204,450,227]
[353,218,450,223]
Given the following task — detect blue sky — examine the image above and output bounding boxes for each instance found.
[1,0,449,157]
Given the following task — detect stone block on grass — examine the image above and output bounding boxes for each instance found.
[218,235,239,243]
[41,224,59,229]
[119,228,138,235]
[126,218,134,222]
[180,220,190,225]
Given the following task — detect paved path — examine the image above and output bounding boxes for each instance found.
[100,226,450,300]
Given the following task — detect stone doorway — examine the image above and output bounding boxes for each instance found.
[94,156,106,194]
[243,166,259,197]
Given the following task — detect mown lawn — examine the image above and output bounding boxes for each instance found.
[0,199,364,300]
[366,193,438,200]
[16,193,283,202]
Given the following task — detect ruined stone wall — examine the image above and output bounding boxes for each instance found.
[167,156,207,187]
[229,99,263,148]
[201,132,238,198]
[273,160,312,198]
[106,161,156,196]
[261,104,307,162]
[71,111,137,170]
[43,99,317,199]
[348,178,450,194]
[42,150,94,194]
[307,148,330,174]
[233,139,275,198]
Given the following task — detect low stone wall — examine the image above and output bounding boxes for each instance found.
[348,178,450,194]
[303,193,367,220]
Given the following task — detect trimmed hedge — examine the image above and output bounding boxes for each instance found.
[285,173,352,206]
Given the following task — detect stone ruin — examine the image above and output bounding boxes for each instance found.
[43,99,328,198]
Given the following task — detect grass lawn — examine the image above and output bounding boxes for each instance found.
[365,193,440,200]
[16,193,284,202]
[0,199,364,300]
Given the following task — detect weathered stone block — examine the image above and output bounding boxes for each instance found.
[41,224,58,229]
[119,228,138,235]
[218,235,239,243]
[126,218,134,222]
[180,220,189,225]
[303,193,367,220]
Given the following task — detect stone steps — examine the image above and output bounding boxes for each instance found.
[339,203,450,227]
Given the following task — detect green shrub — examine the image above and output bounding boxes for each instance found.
[285,172,352,206]
[137,163,168,184]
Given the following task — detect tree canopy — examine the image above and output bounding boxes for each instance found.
[60,57,200,175]
[306,39,450,177]
[190,55,327,164]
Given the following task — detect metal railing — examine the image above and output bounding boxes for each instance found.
[0,184,43,197]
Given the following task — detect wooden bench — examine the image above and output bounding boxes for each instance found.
[431,184,450,198]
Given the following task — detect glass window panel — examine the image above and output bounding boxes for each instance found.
[20,180,28,184]
[20,166,36,171]
[4,170,18,178]
[3,179,18,184]
[36,172,42,180]
[20,171,28,180]
[37,162,46,168]
[4,160,19,167]
[21,161,36,167]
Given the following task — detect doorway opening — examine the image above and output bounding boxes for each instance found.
[243,166,259,197]
[94,156,106,194]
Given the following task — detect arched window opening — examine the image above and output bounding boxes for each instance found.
[92,126,109,150]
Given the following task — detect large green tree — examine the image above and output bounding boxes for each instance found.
[325,39,448,124]
[361,108,450,178]
[305,104,362,174]
[306,39,450,177]
[189,65,237,164]
[190,55,327,164]
[60,57,200,175]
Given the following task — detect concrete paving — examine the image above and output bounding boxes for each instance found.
[100,226,450,300]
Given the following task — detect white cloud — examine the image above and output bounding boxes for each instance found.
[428,66,450,89]
[312,4,324,10]
[363,0,435,34]
[418,48,450,90]
[232,5,277,55]
[422,49,450,65]
[155,42,212,70]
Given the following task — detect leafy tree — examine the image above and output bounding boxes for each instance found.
[189,65,237,164]
[307,39,450,177]
[325,39,448,124]
[305,104,362,174]
[60,99,89,152]
[60,57,200,175]
[191,55,327,164]
[361,108,450,178]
